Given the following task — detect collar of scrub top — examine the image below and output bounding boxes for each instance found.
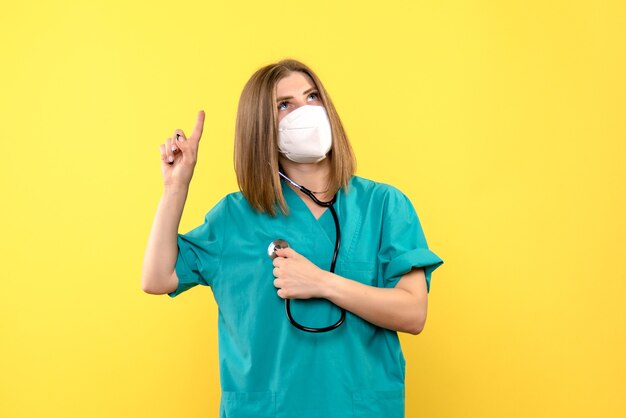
[278,171,337,207]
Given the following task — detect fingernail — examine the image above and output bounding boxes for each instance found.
[168,156,174,163]
[171,146,177,152]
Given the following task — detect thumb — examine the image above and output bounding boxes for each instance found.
[275,247,298,258]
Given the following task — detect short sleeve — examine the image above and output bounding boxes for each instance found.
[378,189,444,293]
[168,196,228,298]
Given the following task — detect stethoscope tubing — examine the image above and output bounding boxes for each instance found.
[279,171,346,333]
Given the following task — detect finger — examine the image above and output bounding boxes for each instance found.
[159,144,166,162]
[277,288,287,299]
[273,278,282,288]
[275,247,297,258]
[190,110,205,142]
[164,138,174,165]
[172,130,185,153]
[273,267,280,277]
[272,257,282,267]
[173,129,186,145]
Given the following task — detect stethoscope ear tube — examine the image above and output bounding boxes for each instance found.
[276,171,345,333]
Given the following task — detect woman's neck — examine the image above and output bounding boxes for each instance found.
[279,157,333,200]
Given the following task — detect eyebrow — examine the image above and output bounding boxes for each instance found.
[276,87,318,102]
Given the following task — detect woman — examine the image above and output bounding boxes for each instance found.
[142,58,444,418]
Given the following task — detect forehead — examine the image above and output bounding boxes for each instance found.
[275,71,316,96]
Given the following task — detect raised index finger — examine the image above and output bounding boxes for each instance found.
[190,110,205,141]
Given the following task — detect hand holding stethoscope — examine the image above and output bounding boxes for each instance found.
[158,110,206,189]
[271,246,329,300]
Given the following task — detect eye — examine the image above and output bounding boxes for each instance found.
[277,101,289,111]
[307,92,319,101]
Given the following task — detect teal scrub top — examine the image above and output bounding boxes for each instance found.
[168,175,444,418]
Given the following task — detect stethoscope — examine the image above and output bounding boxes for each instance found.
[267,171,345,333]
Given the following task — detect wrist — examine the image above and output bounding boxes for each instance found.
[319,270,340,300]
[163,183,190,196]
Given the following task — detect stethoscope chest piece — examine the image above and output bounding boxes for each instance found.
[268,239,290,260]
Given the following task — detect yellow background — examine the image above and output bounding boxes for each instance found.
[1,1,624,417]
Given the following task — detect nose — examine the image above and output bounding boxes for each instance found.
[278,102,310,123]
[292,98,309,110]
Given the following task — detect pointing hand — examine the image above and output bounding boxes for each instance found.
[159,110,205,188]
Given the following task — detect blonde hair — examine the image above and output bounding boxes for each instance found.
[234,58,356,216]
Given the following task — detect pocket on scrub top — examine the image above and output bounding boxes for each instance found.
[352,389,405,418]
[220,391,275,418]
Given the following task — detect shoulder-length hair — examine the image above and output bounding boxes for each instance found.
[234,58,356,216]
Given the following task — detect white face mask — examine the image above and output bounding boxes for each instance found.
[277,105,332,164]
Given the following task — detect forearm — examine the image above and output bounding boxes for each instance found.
[321,271,426,334]
[141,185,189,292]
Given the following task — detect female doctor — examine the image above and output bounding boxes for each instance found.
[142,58,444,418]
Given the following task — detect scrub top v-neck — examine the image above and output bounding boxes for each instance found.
[282,179,338,257]
[168,175,444,418]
